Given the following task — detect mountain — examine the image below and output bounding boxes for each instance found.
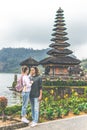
[0,48,49,73]
[0,47,86,73]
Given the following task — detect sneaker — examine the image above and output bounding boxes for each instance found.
[21,117,29,123]
[30,122,38,127]
[30,121,34,125]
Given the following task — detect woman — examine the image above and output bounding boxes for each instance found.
[30,66,42,127]
[21,66,33,123]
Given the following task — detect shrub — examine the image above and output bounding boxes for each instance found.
[43,80,87,86]
[46,107,54,120]
[78,103,85,111]
[62,109,69,116]
[0,96,7,110]
[4,105,21,115]
[73,108,80,115]
[0,96,8,121]
[83,103,87,113]
[2,88,87,122]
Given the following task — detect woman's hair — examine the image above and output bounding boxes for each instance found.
[31,66,40,76]
[21,66,29,73]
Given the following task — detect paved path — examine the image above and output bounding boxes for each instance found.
[16,115,87,130]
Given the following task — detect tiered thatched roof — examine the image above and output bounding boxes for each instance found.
[40,7,80,66]
[20,57,39,67]
[40,56,80,65]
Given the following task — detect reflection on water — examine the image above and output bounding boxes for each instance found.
[0,73,21,106]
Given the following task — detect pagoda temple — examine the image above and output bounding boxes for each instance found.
[40,7,80,76]
[20,57,39,68]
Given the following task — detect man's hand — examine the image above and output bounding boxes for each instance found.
[38,95,42,101]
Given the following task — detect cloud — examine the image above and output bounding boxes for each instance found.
[9,23,51,43]
[74,43,87,60]
[0,0,87,56]
[0,18,87,52]
[67,20,87,46]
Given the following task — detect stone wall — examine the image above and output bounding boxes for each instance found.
[0,122,28,130]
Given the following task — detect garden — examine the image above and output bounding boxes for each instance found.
[0,87,87,122]
[0,79,87,129]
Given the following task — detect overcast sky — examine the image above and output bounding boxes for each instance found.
[0,0,87,60]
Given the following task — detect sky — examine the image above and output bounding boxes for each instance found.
[0,0,87,60]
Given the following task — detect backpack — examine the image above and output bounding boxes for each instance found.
[15,76,23,92]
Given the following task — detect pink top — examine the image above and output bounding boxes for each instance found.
[22,75,32,92]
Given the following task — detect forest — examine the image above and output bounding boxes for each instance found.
[0,48,49,73]
[0,48,86,73]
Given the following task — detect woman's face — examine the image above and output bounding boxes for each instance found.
[30,67,36,75]
[26,69,29,74]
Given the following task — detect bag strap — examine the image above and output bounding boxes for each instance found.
[20,75,23,86]
[21,75,26,87]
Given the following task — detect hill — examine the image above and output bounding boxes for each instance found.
[81,59,87,71]
[0,48,87,73]
[0,48,49,73]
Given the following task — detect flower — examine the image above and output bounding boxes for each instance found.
[50,89,54,95]
[57,96,60,99]
[74,92,78,96]
[64,94,68,98]
[45,97,48,102]
[71,89,74,93]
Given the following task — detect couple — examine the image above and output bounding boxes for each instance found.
[21,66,42,127]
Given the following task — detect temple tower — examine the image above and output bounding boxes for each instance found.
[40,7,80,76]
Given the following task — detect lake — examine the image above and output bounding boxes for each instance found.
[0,73,21,106]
